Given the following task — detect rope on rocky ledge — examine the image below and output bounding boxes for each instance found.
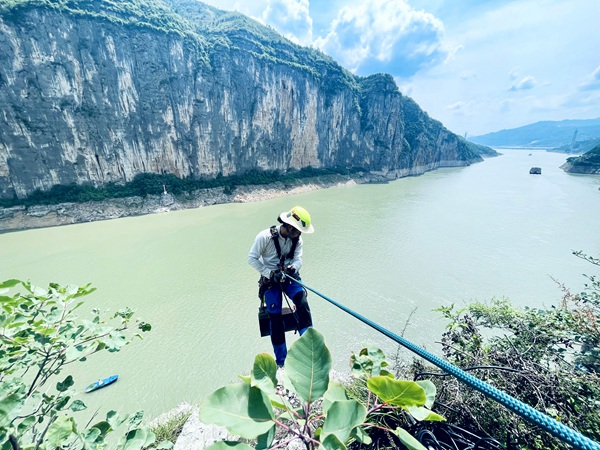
[286,275,600,450]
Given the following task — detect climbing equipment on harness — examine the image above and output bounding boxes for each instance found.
[257,295,299,337]
[269,225,298,268]
[279,206,314,234]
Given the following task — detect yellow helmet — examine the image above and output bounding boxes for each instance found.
[279,206,314,234]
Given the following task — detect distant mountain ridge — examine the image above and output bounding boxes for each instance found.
[468,118,600,148]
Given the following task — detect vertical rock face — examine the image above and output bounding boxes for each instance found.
[0,0,493,200]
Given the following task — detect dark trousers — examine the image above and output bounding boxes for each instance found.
[264,279,313,366]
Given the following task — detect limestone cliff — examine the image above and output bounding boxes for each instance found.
[0,0,494,201]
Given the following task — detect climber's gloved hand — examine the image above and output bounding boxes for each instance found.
[284,266,297,278]
[271,269,284,283]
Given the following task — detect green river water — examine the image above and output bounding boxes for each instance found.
[1,149,599,421]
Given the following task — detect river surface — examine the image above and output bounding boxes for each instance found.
[1,149,599,422]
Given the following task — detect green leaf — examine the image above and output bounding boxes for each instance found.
[322,380,350,414]
[82,426,102,444]
[405,406,446,422]
[251,353,277,395]
[205,442,255,449]
[106,410,124,430]
[56,375,74,392]
[0,280,21,289]
[90,420,112,438]
[367,377,426,407]
[70,399,87,412]
[121,427,156,450]
[320,433,347,450]
[256,424,275,450]
[394,427,428,450]
[286,328,331,403]
[127,411,145,429]
[321,400,366,443]
[200,383,275,438]
[16,416,36,435]
[45,415,77,448]
[350,426,372,445]
[415,380,436,409]
[0,390,24,426]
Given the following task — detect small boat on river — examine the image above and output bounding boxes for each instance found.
[85,375,119,393]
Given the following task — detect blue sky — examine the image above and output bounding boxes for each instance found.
[198,0,600,136]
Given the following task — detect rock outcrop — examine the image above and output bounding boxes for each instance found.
[560,145,600,174]
[0,0,494,203]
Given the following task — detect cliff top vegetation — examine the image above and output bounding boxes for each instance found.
[0,0,360,94]
[565,144,600,166]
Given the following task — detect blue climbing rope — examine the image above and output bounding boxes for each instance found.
[286,275,600,450]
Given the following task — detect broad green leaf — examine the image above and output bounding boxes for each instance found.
[322,380,350,414]
[394,427,428,450]
[379,369,395,378]
[89,420,111,438]
[415,380,436,409]
[82,426,102,444]
[255,424,275,450]
[45,415,77,448]
[351,345,390,378]
[350,426,372,445]
[127,411,145,429]
[320,433,347,450]
[251,353,277,395]
[321,400,366,443]
[205,442,255,450]
[406,406,445,422]
[286,328,331,403]
[267,392,293,411]
[367,377,426,407]
[107,410,127,430]
[121,428,156,450]
[200,383,274,438]
[360,345,389,376]
[56,375,74,392]
[16,416,36,435]
[0,280,21,289]
[70,399,87,412]
[0,391,24,426]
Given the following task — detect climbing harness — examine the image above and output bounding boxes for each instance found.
[284,274,600,450]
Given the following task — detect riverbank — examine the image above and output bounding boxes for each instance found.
[0,173,365,233]
[0,162,473,233]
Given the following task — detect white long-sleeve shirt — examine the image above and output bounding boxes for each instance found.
[248,226,303,278]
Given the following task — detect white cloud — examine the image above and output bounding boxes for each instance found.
[313,0,450,77]
[578,65,600,91]
[261,0,313,45]
[446,101,467,111]
[509,76,537,91]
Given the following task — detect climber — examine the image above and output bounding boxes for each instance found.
[248,206,314,367]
